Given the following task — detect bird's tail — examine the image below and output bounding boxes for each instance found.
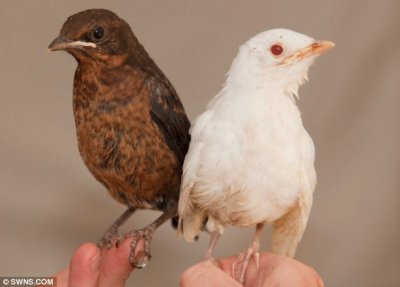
[178,211,205,242]
[271,190,313,258]
[171,216,179,229]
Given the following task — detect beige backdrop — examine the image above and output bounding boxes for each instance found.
[1,0,399,286]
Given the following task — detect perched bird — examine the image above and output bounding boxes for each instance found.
[178,29,334,282]
[49,9,190,268]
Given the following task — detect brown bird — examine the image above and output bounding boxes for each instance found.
[49,9,190,268]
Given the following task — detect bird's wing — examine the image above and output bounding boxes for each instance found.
[177,141,205,240]
[177,110,214,240]
[271,131,316,257]
[146,75,191,164]
[271,173,313,257]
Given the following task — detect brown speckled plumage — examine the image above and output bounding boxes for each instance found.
[49,9,190,267]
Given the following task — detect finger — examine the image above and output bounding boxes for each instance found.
[54,268,69,287]
[97,237,139,287]
[217,255,237,278]
[68,242,100,287]
[239,253,324,287]
[180,260,242,287]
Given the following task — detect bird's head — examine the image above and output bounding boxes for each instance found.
[48,9,138,66]
[228,29,334,95]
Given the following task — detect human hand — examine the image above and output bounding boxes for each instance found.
[55,239,140,287]
[56,243,323,287]
[180,253,324,287]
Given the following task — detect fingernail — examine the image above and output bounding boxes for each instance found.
[90,253,100,272]
[132,251,151,269]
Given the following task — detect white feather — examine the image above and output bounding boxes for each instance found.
[179,29,325,257]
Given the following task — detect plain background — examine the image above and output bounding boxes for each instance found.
[1,0,399,286]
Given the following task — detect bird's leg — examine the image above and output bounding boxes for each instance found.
[233,223,265,284]
[97,207,136,249]
[203,231,221,264]
[117,209,177,268]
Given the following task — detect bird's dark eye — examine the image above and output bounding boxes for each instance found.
[92,26,104,40]
[270,44,284,56]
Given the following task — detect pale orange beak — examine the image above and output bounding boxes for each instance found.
[279,40,335,65]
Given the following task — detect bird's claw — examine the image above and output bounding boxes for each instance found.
[232,241,261,284]
[254,251,260,270]
[204,254,219,266]
[97,224,120,249]
[118,227,155,268]
[232,252,246,281]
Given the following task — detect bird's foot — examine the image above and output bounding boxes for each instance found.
[97,224,120,249]
[203,254,218,266]
[117,226,155,268]
[232,240,261,284]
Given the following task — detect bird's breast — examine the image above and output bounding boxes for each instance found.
[190,91,314,225]
[71,67,181,209]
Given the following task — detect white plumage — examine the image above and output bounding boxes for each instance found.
[178,29,333,280]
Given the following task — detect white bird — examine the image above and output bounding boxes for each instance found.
[178,28,334,282]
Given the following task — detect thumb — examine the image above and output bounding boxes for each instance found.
[180,260,241,287]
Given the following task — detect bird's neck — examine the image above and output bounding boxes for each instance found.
[224,76,302,107]
[225,48,306,101]
[72,62,144,113]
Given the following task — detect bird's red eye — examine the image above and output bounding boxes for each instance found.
[270,44,284,56]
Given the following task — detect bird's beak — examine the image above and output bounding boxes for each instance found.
[279,40,335,65]
[48,36,97,52]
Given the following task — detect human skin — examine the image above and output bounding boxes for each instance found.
[56,242,323,287]
[180,254,324,287]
